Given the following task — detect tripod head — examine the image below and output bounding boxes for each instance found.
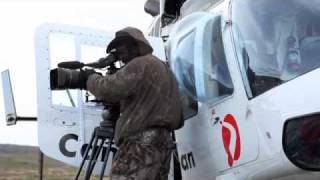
[100,102,120,128]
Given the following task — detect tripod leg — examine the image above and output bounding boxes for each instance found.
[84,135,100,180]
[99,137,114,180]
[85,138,106,180]
[75,128,97,180]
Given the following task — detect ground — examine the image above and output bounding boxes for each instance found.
[1,144,320,180]
[0,144,104,180]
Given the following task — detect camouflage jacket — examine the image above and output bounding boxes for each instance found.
[87,27,182,145]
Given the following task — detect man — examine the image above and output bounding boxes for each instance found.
[83,27,182,180]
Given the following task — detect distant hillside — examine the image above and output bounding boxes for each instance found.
[0,144,38,154]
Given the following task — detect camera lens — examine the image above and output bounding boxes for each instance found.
[50,68,81,90]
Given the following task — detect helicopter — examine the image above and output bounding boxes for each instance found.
[3,0,320,179]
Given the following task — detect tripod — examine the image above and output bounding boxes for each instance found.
[75,104,120,180]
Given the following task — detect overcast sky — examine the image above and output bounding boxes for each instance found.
[0,0,152,146]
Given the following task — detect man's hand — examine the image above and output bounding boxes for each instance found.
[79,69,101,90]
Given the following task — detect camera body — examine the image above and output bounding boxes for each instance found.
[50,51,121,129]
[50,52,118,90]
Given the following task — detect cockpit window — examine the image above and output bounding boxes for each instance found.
[172,31,198,119]
[199,16,233,103]
[232,0,320,96]
[174,31,197,98]
[170,15,233,105]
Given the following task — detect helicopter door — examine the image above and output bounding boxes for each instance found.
[34,23,166,173]
[169,12,258,178]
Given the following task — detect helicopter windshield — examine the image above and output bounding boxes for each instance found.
[232,0,320,96]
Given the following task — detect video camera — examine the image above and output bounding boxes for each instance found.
[49,51,121,180]
[50,51,119,90]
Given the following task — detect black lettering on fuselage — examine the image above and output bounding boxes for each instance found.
[59,134,117,161]
[80,143,117,161]
[59,134,78,157]
[181,154,189,170]
[180,152,196,171]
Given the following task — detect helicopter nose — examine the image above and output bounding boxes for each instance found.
[283,114,320,171]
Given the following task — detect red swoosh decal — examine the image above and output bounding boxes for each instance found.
[221,114,241,167]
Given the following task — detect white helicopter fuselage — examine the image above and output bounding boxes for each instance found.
[151,0,320,179]
[3,0,318,179]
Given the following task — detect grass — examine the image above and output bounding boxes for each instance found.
[0,144,104,180]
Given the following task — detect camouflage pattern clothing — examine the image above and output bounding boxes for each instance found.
[87,27,182,146]
[110,129,173,180]
[86,27,182,179]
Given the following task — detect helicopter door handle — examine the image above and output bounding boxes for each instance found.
[54,118,76,127]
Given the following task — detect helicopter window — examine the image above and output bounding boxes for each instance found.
[170,15,233,109]
[171,30,198,119]
[173,31,197,98]
[196,16,233,104]
[49,33,78,107]
[232,0,320,97]
[162,0,186,26]
[164,0,185,17]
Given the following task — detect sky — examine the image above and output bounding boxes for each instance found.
[0,0,153,146]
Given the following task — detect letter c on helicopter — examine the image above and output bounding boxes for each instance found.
[59,133,117,160]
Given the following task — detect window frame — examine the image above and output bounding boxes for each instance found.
[173,29,199,120]
[229,0,254,99]
[195,14,235,106]
[169,12,235,112]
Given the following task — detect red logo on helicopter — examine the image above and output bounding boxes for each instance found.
[221,114,241,167]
